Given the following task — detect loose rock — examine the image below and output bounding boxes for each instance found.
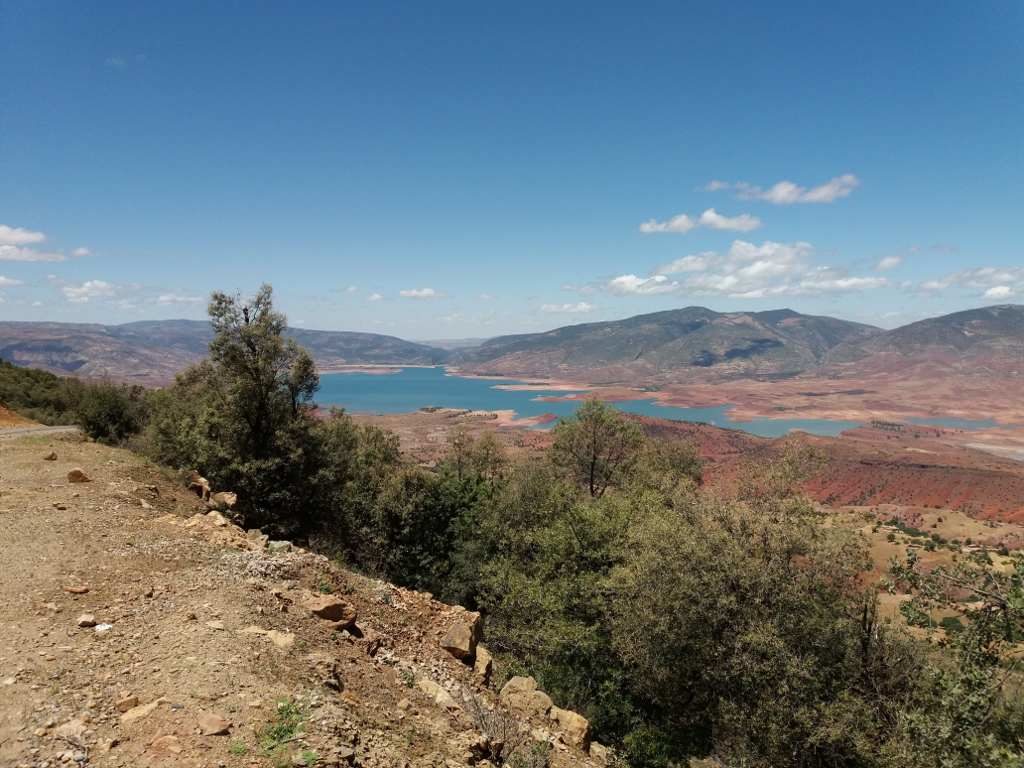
[197,711,232,735]
[67,468,91,483]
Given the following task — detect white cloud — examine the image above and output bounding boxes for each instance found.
[0,275,23,287]
[399,287,439,299]
[709,174,860,204]
[0,224,46,246]
[985,285,1015,299]
[0,225,87,262]
[345,285,358,293]
[608,240,886,299]
[0,245,66,262]
[157,293,204,305]
[540,301,596,313]
[917,267,1024,299]
[640,208,761,234]
[367,292,383,302]
[876,255,903,271]
[479,293,494,300]
[62,280,116,303]
[72,247,91,257]
[607,274,679,296]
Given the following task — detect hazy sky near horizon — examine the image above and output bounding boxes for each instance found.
[2,1,1022,338]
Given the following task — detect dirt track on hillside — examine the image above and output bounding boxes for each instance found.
[0,433,595,768]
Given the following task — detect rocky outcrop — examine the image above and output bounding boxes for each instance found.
[500,676,553,717]
[440,611,482,661]
[551,706,590,749]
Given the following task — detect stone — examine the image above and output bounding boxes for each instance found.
[209,491,238,510]
[205,510,230,527]
[268,540,294,554]
[474,645,493,683]
[205,620,225,631]
[150,735,183,755]
[439,612,482,661]
[67,468,91,483]
[589,742,610,763]
[43,452,57,461]
[417,678,461,712]
[550,706,590,749]
[187,471,211,500]
[63,585,89,594]
[115,695,139,713]
[197,711,231,736]
[499,676,552,717]
[121,698,167,724]
[267,629,295,650]
[302,592,357,628]
[54,718,86,741]
[76,613,97,628]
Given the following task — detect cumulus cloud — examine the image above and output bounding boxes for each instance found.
[640,208,761,234]
[0,225,46,246]
[368,292,383,302]
[985,285,1015,299]
[0,245,66,262]
[0,224,89,262]
[0,275,23,287]
[917,267,1024,300]
[876,255,903,271]
[607,274,679,296]
[540,301,596,313]
[707,174,859,204]
[607,240,886,299]
[62,280,116,303]
[399,287,439,299]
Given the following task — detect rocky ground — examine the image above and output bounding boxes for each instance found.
[0,432,600,768]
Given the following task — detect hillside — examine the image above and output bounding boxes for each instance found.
[827,304,1024,375]
[0,431,599,768]
[455,307,881,382]
[0,320,448,385]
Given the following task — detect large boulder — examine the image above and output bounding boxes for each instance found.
[499,676,552,717]
[67,468,91,483]
[550,706,590,749]
[301,591,357,628]
[440,611,482,661]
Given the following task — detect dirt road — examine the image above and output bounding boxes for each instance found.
[0,432,593,768]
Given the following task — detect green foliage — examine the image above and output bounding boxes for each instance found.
[550,400,646,497]
[73,381,148,444]
[143,285,323,531]
[0,360,78,423]
[258,698,305,752]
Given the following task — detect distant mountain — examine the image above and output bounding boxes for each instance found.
[0,320,448,385]
[454,307,882,382]
[828,304,1024,374]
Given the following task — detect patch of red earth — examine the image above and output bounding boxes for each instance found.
[629,415,1024,523]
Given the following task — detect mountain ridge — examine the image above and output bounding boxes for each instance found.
[2,304,1022,385]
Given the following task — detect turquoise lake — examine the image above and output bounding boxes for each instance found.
[316,367,864,438]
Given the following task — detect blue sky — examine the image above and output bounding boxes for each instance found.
[1,1,1022,338]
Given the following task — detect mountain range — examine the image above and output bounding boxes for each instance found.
[1,305,1022,385]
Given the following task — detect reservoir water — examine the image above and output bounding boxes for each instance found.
[316,367,862,438]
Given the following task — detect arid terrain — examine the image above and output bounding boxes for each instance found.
[0,430,600,768]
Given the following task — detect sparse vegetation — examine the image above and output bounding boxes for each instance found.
[6,284,1023,767]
